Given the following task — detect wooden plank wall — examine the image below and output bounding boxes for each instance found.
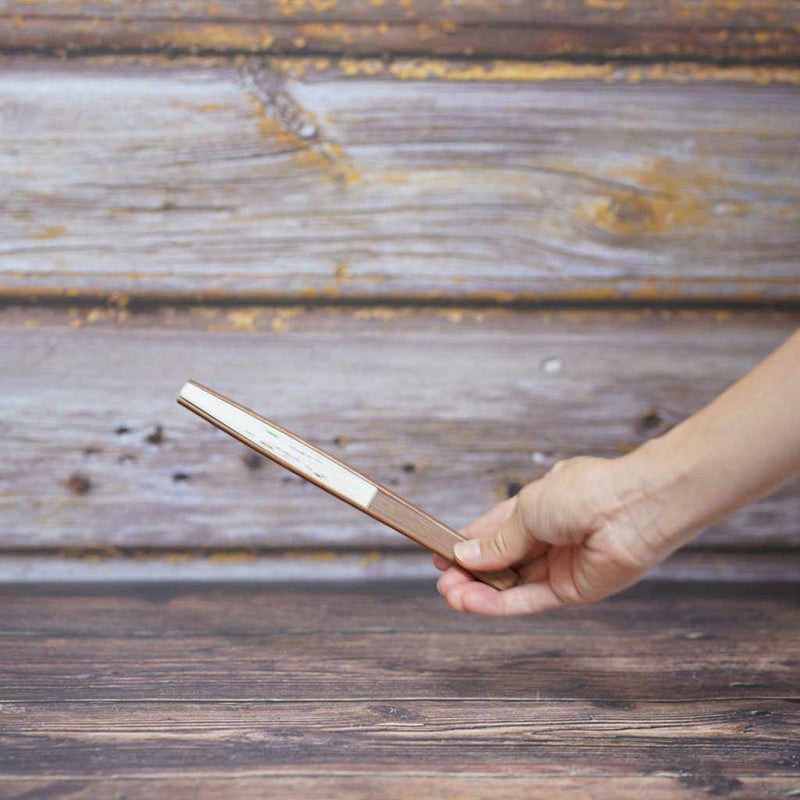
[1,1,798,578]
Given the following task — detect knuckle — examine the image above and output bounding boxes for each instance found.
[486,532,509,558]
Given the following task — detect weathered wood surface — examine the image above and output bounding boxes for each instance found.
[3,699,799,772]
[1,577,795,639]
[2,58,799,302]
[3,776,799,800]
[2,0,799,61]
[0,581,797,797]
[2,306,798,550]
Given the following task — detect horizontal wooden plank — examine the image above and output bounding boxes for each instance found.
[2,699,798,776]
[2,1,799,60]
[2,306,798,550]
[2,58,799,301]
[2,776,799,800]
[1,581,797,702]
[1,579,796,638]
[2,582,796,794]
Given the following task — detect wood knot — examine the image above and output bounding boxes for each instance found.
[582,159,709,237]
[609,194,656,226]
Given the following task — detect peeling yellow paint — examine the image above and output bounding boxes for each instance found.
[265,57,800,86]
[165,552,195,564]
[293,142,361,185]
[160,25,274,52]
[189,307,221,319]
[641,62,800,86]
[339,57,384,77]
[361,551,382,567]
[389,59,616,82]
[300,22,355,45]
[277,0,307,15]
[174,101,226,113]
[248,94,305,148]
[334,261,351,281]
[227,309,261,331]
[208,551,258,564]
[271,317,288,333]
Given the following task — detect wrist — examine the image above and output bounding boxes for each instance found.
[608,425,713,558]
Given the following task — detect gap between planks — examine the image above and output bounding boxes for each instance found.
[3,290,800,312]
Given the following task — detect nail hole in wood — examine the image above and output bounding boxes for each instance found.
[65,473,92,495]
[145,425,164,445]
[639,407,664,432]
[539,357,562,375]
[243,451,263,471]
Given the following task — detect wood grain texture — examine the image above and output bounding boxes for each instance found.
[2,57,799,302]
[0,581,797,796]
[2,700,798,774]
[2,306,798,550]
[2,0,799,61]
[0,581,798,702]
[0,578,794,638]
[2,776,799,800]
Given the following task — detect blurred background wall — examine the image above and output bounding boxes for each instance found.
[1,0,799,581]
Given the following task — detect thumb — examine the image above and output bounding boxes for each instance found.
[453,490,540,571]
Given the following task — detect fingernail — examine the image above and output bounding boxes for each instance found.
[454,540,480,564]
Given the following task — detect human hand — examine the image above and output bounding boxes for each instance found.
[435,455,676,616]
[436,331,800,616]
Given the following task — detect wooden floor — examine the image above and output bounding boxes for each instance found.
[1,578,798,799]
